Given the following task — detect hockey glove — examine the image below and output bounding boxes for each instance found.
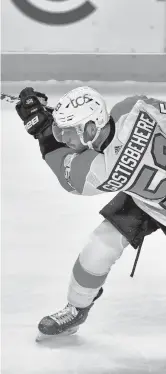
[16,87,53,139]
[16,87,64,158]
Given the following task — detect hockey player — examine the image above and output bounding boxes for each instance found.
[15,86,166,340]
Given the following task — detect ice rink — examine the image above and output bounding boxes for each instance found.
[1,82,166,374]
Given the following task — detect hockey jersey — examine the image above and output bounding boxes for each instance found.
[45,95,166,226]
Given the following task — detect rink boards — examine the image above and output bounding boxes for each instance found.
[1,53,166,82]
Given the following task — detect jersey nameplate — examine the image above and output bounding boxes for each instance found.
[98,111,157,192]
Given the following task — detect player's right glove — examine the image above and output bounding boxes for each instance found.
[16,87,53,139]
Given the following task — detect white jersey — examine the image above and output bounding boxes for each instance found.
[96,99,166,225]
[45,96,166,226]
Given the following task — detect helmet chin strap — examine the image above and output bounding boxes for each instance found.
[78,128,101,150]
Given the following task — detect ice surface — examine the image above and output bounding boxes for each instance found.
[1,83,166,374]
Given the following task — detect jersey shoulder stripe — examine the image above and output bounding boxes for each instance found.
[110,95,164,124]
[45,148,75,192]
[70,149,99,194]
[45,147,99,194]
[110,95,147,123]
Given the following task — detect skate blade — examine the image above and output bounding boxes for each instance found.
[36,326,79,342]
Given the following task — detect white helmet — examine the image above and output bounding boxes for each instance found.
[52,86,109,149]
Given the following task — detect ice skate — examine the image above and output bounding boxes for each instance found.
[36,288,103,341]
[36,303,92,341]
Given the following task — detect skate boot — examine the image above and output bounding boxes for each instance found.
[36,287,103,341]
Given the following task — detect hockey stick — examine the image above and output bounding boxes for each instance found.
[1,92,20,104]
[130,242,143,277]
[1,92,54,111]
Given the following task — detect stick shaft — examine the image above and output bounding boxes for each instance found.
[1,92,54,111]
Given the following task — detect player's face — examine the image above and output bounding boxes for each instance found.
[62,127,87,152]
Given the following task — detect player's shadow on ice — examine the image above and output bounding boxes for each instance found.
[36,333,88,349]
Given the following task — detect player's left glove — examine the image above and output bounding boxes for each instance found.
[16,87,64,158]
[16,87,53,139]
